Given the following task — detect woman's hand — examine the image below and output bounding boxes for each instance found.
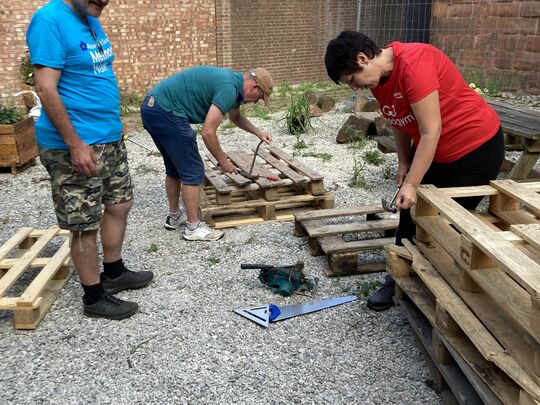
[395,181,417,210]
[397,161,410,187]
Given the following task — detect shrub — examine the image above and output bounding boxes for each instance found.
[0,104,26,125]
[285,95,311,135]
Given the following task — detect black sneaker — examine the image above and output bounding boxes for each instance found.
[101,268,154,294]
[367,275,395,311]
[83,293,139,320]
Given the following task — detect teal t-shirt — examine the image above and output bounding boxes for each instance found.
[151,66,243,124]
[26,0,122,149]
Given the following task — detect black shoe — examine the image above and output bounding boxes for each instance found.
[101,268,154,294]
[367,275,395,311]
[83,293,139,320]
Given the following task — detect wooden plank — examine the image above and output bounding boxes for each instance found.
[267,145,324,181]
[255,148,307,183]
[17,239,71,306]
[438,182,540,198]
[227,150,282,189]
[0,227,33,261]
[205,154,250,188]
[0,256,71,270]
[491,180,540,217]
[417,186,540,300]
[203,160,234,193]
[0,227,60,298]
[294,205,385,222]
[303,218,398,238]
[319,236,394,255]
[402,240,540,401]
[511,224,540,251]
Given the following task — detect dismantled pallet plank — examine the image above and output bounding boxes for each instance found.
[295,206,397,276]
[397,240,540,402]
[255,148,307,184]
[205,155,250,188]
[0,226,73,329]
[227,150,285,188]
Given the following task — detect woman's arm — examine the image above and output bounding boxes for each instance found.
[396,90,442,209]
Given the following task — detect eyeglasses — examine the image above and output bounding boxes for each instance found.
[89,25,104,54]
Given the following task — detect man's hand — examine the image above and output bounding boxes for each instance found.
[258,132,272,144]
[218,158,236,174]
[395,181,417,210]
[70,141,98,177]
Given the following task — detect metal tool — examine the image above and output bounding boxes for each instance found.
[234,295,358,328]
[382,188,400,213]
[249,140,265,175]
[122,133,157,153]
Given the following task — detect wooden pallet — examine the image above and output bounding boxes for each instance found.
[413,180,540,347]
[203,145,326,205]
[294,205,398,276]
[200,145,334,228]
[387,242,540,405]
[0,158,36,175]
[0,226,73,329]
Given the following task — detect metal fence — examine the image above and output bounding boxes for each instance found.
[356,0,539,94]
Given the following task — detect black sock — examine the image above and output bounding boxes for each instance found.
[83,283,104,305]
[103,258,125,279]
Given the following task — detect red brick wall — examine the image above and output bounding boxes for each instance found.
[1,0,217,102]
[216,0,357,85]
[431,0,539,93]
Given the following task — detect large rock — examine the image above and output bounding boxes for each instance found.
[317,95,335,113]
[353,95,381,113]
[374,116,395,138]
[336,113,378,143]
[303,90,318,105]
[309,104,323,117]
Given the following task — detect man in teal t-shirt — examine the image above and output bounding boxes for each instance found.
[26,0,153,320]
[141,66,274,241]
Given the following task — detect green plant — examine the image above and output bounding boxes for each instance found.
[285,95,312,135]
[277,80,294,96]
[146,243,159,253]
[463,69,518,98]
[347,136,368,150]
[135,164,159,175]
[0,104,26,125]
[20,54,35,86]
[240,103,272,120]
[120,90,141,116]
[208,257,221,265]
[349,157,370,189]
[220,120,236,130]
[355,280,382,298]
[382,164,393,180]
[363,150,383,166]
[302,152,333,162]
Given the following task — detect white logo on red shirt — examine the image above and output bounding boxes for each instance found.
[382,105,397,117]
[393,92,403,98]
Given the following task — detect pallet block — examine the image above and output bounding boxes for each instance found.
[200,145,334,228]
[387,242,540,404]
[0,226,73,329]
[294,205,398,276]
[413,181,540,346]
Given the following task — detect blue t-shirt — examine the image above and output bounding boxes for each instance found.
[26,0,122,149]
[151,66,243,124]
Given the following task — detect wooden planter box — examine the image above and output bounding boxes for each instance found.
[0,117,38,168]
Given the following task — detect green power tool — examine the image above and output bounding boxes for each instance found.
[241,261,309,297]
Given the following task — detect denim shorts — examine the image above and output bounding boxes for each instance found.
[140,95,204,185]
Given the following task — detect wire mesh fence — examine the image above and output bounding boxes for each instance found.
[357,0,539,95]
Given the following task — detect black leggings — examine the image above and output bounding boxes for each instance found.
[396,127,505,245]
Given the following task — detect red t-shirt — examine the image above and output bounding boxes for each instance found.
[371,42,500,163]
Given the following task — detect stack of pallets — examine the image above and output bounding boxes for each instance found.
[0,226,72,329]
[386,180,540,404]
[294,205,398,277]
[200,145,334,228]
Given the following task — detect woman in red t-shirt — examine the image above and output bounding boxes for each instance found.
[325,31,504,311]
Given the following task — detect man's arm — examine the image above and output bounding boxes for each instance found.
[396,90,441,209]
[228,108,272,143]
[201,105,236,173]
[34,66,98,176]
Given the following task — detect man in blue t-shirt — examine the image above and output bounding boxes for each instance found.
[26,0,153,320]
[141,66,274,241]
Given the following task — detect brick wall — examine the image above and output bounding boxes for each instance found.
[216,0,357,85]
[431,0,539,93]
[1,0,217,102]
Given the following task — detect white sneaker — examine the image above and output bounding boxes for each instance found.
[183,222,224,241]
[164,211,187,230]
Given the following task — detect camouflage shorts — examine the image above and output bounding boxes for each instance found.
[39,141,133,231]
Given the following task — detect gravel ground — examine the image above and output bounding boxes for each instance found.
[1,99,527,405]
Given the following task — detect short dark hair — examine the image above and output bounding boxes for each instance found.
[325,31,382,84]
